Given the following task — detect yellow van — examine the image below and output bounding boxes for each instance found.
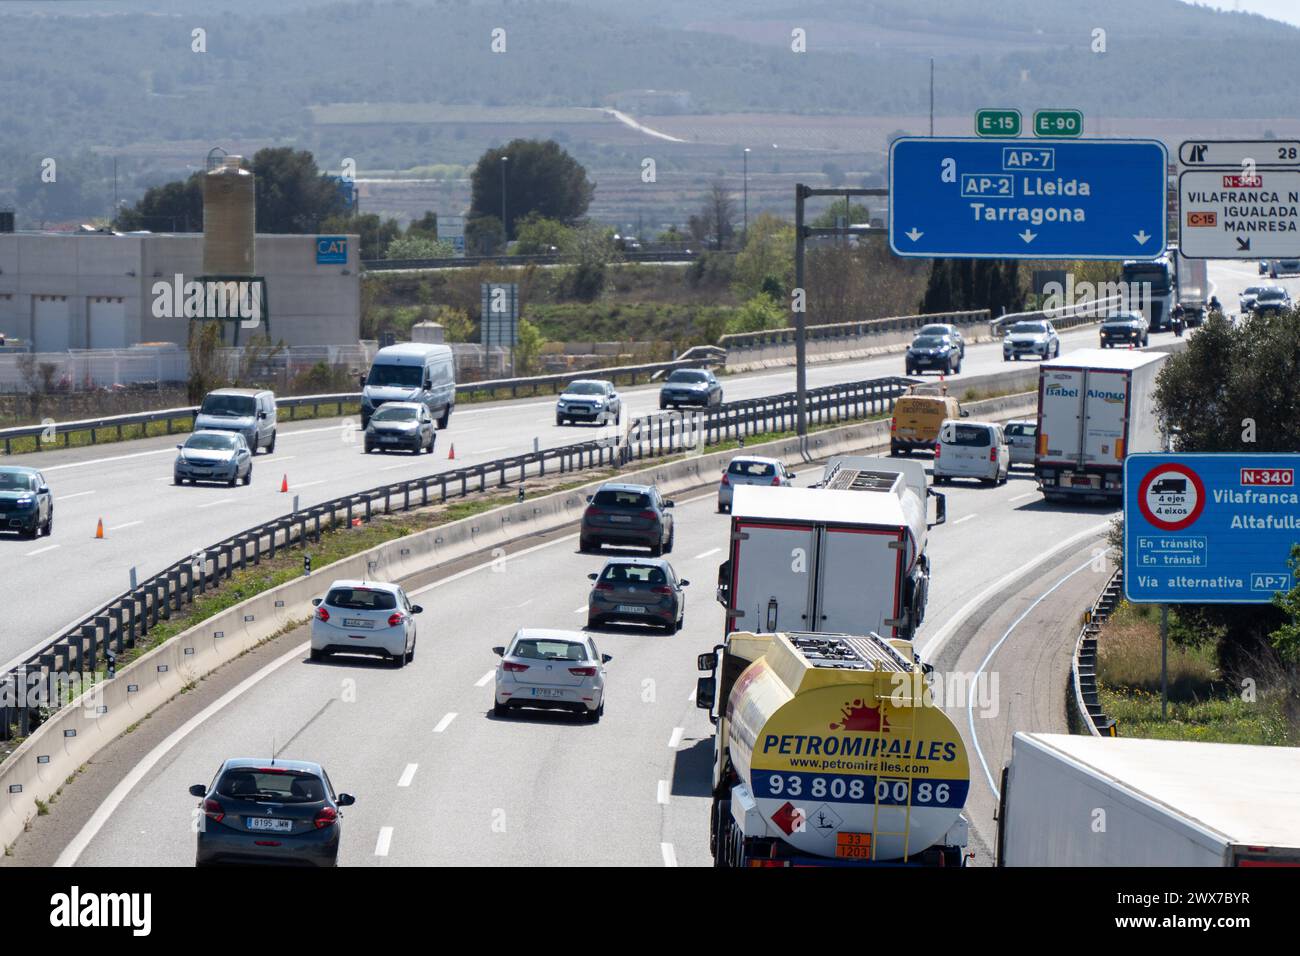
[889,389,966,455]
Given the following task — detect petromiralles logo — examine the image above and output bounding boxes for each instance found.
[49,886,151,936]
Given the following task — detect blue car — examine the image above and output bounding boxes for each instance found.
[0,465,53,539]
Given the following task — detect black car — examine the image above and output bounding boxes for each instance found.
[0,466,53,539]
[1251,287,1292,316]
[1099,311,1149,348]
[191,758,355,867]
[580,482,674,554]
[906,334,961,375]
[659,368,723,410]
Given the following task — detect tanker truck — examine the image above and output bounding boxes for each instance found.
[696,630,971,867]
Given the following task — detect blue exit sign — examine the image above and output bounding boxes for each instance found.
[316,236,348,264]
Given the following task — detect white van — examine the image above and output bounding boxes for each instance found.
[933,419,1008,486]
[361,343,455,429]
[193,388,277,454]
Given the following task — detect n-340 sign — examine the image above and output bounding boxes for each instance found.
[1177,139,1300,259]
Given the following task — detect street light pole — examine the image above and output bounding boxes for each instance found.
[743,147,750,245]
[500,155,509,247]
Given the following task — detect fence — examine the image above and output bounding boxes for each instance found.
[0,373,911,741]
[993,295,1126,334]
[362,248,703,272]
[1072,565,1124,737]
[719,310,990,353]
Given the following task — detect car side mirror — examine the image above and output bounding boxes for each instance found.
[176,443,184,450]
[585,494,594,503]
[602,653,612,663]
[189,784,206,797]
[663,500,674,508]
[588,572,599,581]
[411,605,423,614]
[337,793,356,807]
[258,411,267,420]
[492,645,505,657]
[358,374,367,387]
[312,597,322,606]
[680,579,691,587]
[960,409,970,418]
[695,676,716,713]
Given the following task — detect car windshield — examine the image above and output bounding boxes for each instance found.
[566,382,605,395]
[1243,287,1264,296]
[912,336,947,348]
[372,405,419,422]
[1257,289,1286,301]
[1006,423,1038,438]
[185,434,238,451]
[1009,323,1047,335]
[0,471,36,492]
[728,459,776,477]
[919,325,953,336]
[367,363,422,387]
[325,587,398,611]
[947,424,992,447]
[593,489,651,509]
[1103,314,1139,324]
[216,769,326,804]
[667,370,707,383]
[200,395,255,417]
[601,563,667,586]
[511,638,589,662]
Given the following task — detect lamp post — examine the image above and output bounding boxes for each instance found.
[743,147,750,245]
[500,154,509,249]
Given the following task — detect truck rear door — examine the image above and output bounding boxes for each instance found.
[729,522,815,633]
[1080,369,1130,467]
[1037,368,1085,466]
[815,526,903,636]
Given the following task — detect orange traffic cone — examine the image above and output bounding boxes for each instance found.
[447,443,455,460]
[95,518,104,539]
[280,474,289,493]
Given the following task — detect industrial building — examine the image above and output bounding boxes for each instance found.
[0,230,361,350]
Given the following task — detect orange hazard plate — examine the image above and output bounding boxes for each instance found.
[835,832,873,859]
[1186,211,1217,227]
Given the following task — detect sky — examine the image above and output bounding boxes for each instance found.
[1181,0,1300,27]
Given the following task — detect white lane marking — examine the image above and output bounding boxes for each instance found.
[668,726,684,749]
[952,514,976,525]
[967,555,1095,800]
[108,520,143,531]
[661,843,678,867]
[262,456,296,464]
[198,498,236,510]
[397,763,418,788]
[381,462,418,471]
[514,599,533,608]
[25,544,60,557]
[433,712,457,733]
[693,547,721,560]
[475,670,495,687]
[58,490,95,501]
[916,521,1110,663]
[573,605,587,614]
[55,638,310,866]
[1008,491,1037,503]
[290,480,326,489]
[477,446,507,454]
[687,688,696,703]
[375,826,394,856]
[657,780,670,805]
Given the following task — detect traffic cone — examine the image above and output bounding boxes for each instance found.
[95,518,104,539]
[280,474,289,493]
[447,443,455,460]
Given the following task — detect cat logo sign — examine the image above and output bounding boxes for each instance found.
[316,236,348,265]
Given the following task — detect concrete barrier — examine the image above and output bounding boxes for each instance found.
[0,390,1038,851]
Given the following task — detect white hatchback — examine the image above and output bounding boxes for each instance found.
[493,629,610,722]
[310,580,422,667]
[933,420,1009,486]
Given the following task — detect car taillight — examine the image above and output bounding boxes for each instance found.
[890,418,898,432]
[315,606,329,622]
[594,582,614,591]
[569,666,597,677]
[721,473,730,485]
[652,586,673,595]
[203,799,224,824]
[387,612,403,627]
[585,506,604,517]
[934,443,941,458]
[639,510,657,520]
[503,661,529,672]
[989,447,997,462]
[771,475,781,485]
[314,806,338,830]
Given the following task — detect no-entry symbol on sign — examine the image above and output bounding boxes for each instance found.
[1137,462,1206,531]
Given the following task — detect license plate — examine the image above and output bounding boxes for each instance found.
[1071,477,1094,486]
[380,436,399,442]
[530,688,565,698]
[616,605,646,613]
[343,618,373,628]
[248,817,293,832]
[610,515,632,523]
[835,832,873,860]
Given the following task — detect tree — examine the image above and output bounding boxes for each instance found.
[251,147,350,233]
[385,234,454,259]
[321,212,401,260]
[919,259,1025,317]
[114,174,204,232]
[688,181,736,250]
[1271,546,1300,664]
[513,318,546,375]
[466,215,505,256]
[731,213,794,301]
[469,139,594,240]
[514,214,574,255]
[729,294,786,334]
[560,221,619,301]
[811,201,871,229]
[406,210,439,239]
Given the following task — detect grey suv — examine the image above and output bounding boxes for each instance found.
[580,483,674,554]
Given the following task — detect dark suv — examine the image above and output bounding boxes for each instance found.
[1099,311,1149,348]
[0,466,53,539]
[580,483,675,554]
[190,758,355,867]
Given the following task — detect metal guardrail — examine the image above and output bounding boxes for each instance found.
[363,249,702,272]
[993,295,1126,334]
[1072,565,1124,737]
[0,358,723,455]
[0,373,911,742]
[719,310,990,351]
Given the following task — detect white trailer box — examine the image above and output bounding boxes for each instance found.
[1034,348,1167,502]
[998,733,1300,866]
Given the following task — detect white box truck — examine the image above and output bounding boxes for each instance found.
[715,456,945,642]
[998,733,1300,866]
[1034,348,1167,503]
[1172,244,1208,326]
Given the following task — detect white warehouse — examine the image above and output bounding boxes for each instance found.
[0,231,361,349]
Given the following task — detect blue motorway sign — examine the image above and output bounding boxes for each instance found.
[889,138,1168,260]
[1123,453,1300,604]
[315,235,348,265]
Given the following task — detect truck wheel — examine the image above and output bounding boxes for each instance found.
[579,536,597,553]
[711,799,732,866]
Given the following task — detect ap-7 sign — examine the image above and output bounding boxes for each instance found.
[1123,453,1300,604]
